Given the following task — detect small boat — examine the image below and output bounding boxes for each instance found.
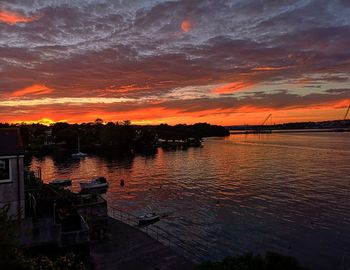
[72,136,87,158]
[80,177,108,191]
[72,151,87,158]
[49,179,72,187]
[138,213,160,225]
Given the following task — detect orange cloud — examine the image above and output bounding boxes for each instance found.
[11,84,52,97]
[0,10,38,25]
[181,19,191,33]
[212,81,254,94]
[253,66,288,71]
[102,84,150,94]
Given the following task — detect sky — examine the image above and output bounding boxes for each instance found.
[0,0,350,125]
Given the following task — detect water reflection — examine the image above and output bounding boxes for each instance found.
[29,132,350,270]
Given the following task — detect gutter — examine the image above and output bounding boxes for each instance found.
[17,155,21,218]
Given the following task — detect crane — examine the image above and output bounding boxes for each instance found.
[261,113,272,126]
[252,113,272,133]
[344,105,350,120]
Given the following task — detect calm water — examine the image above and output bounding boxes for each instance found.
[29,132,350,270]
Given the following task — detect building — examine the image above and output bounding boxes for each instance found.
[0,128,25,218]
[0,128,90,259]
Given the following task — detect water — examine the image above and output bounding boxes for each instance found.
[29,132,350,270]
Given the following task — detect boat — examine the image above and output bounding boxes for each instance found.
[72,136,87,158]
[80,177,108,191]
[72,135,88,157]
[72,151,87,158]
[138,213,160,225]
[49,179,72,187]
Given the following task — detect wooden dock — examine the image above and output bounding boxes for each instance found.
[91,217,195,270]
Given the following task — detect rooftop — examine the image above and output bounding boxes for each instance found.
[0,128,24,156]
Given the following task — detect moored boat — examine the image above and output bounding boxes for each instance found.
[72,151,88,158]
[72,136,87,158]
[138,213,160,225]
[80,176,108,191]
[49,179,72,187]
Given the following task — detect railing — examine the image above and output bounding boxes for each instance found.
[107,205,208,262]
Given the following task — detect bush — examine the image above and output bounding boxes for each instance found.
[0,205,87,270]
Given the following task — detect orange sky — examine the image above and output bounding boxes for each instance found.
[1,79,349,126]
[4,95,349,126]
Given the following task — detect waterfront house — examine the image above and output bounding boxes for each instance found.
[0,128,90,254]
[0,128,25,218]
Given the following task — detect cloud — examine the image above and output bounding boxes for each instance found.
[158,89,350,114]
[10,84,52,97]
[0,9,38,24]
[0,97,135,107]
[0,0,350,123]
[181,19,191,32]
[253,67,289,71]
[1,87,349,118]
[212,82,254,94]
[1,89,349,125]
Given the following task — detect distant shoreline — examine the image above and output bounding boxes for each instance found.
[230,128,350,134]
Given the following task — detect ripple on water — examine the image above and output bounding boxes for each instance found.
[30,132,350,270]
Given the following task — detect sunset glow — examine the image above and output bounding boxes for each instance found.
[0,1,349,125]
[212,82,254,94]
[253,67,289,71]
[0,10,37,24]
[10,84,52,97]
[181,19,191,33]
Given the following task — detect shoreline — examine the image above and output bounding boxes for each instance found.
[229,128,350,134]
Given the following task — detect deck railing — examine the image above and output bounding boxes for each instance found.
[107,205,208,262]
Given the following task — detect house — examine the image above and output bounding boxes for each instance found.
[0,128,25,218]
[0,128,90,258]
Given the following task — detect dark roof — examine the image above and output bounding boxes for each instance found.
[0,128,24,156]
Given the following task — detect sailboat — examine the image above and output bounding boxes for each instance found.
[72,136,87,158]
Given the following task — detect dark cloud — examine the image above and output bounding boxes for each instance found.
[157,89,350,113]
[0,0,349,122]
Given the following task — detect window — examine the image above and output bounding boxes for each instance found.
[0,159,11,182]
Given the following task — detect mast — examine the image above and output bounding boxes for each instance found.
[78,136,80,152]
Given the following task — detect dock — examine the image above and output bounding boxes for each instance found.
[91,217,195,270]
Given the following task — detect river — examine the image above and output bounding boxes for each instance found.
[29,132,350,270]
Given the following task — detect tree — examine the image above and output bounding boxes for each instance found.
[122,120,131,126]
[0,205,24,269]
[0,205,87,270]
[94,118,103,125]
[54,128,78,147]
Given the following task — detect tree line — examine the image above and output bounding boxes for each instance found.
[0,121,229,154]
